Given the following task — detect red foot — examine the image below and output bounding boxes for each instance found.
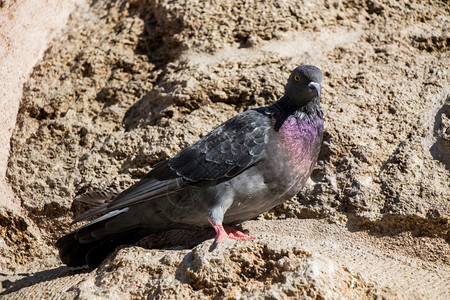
[209,219,255,244]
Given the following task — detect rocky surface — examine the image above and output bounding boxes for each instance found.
[0,0,82,273]
[3,219,449,299]
[1,0,449,298]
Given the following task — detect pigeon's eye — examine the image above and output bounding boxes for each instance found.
[294,74,301,82]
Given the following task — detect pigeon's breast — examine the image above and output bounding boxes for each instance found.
[223,114,323,224]
[277,113,323,183]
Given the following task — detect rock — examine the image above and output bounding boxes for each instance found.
[56,231,403,299]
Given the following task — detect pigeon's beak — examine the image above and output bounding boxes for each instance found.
[308,82,321,98]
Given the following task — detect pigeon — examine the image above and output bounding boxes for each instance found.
[56,65,324,267]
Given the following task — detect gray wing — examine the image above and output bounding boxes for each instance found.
[168,108,271,181]
[75,187,123,206]
[73,108,272,223]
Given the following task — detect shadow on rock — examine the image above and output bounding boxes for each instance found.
[133,1,186,63]
[345,214,449,243]
[122,89,175,131]
[137,228,215,250]
[430,97,450,171]
[0,266,92,296]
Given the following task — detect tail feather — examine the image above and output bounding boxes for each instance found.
[75,187,122,205]
[56,228,146,267]
[71,188,122,225]
[56,232,88,267]
[56,211,148,267]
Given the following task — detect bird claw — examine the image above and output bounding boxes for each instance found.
[223,225,255,240]
[209,219,255,246]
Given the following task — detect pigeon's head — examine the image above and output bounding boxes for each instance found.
[285,65,323,107]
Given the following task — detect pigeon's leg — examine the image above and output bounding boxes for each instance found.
[209,220,229,244]
[208,219,255,243]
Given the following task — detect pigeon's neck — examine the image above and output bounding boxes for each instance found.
[271,96,323,132]
[272,96,298,114]
[273,96,320,114]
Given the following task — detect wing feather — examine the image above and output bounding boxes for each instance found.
[168,108,271,181]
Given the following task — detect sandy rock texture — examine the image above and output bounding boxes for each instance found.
[2,220,448,299]
[0,0,83,271]
[1,0,449,298]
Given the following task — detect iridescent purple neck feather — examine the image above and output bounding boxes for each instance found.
[271,101,324,173]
